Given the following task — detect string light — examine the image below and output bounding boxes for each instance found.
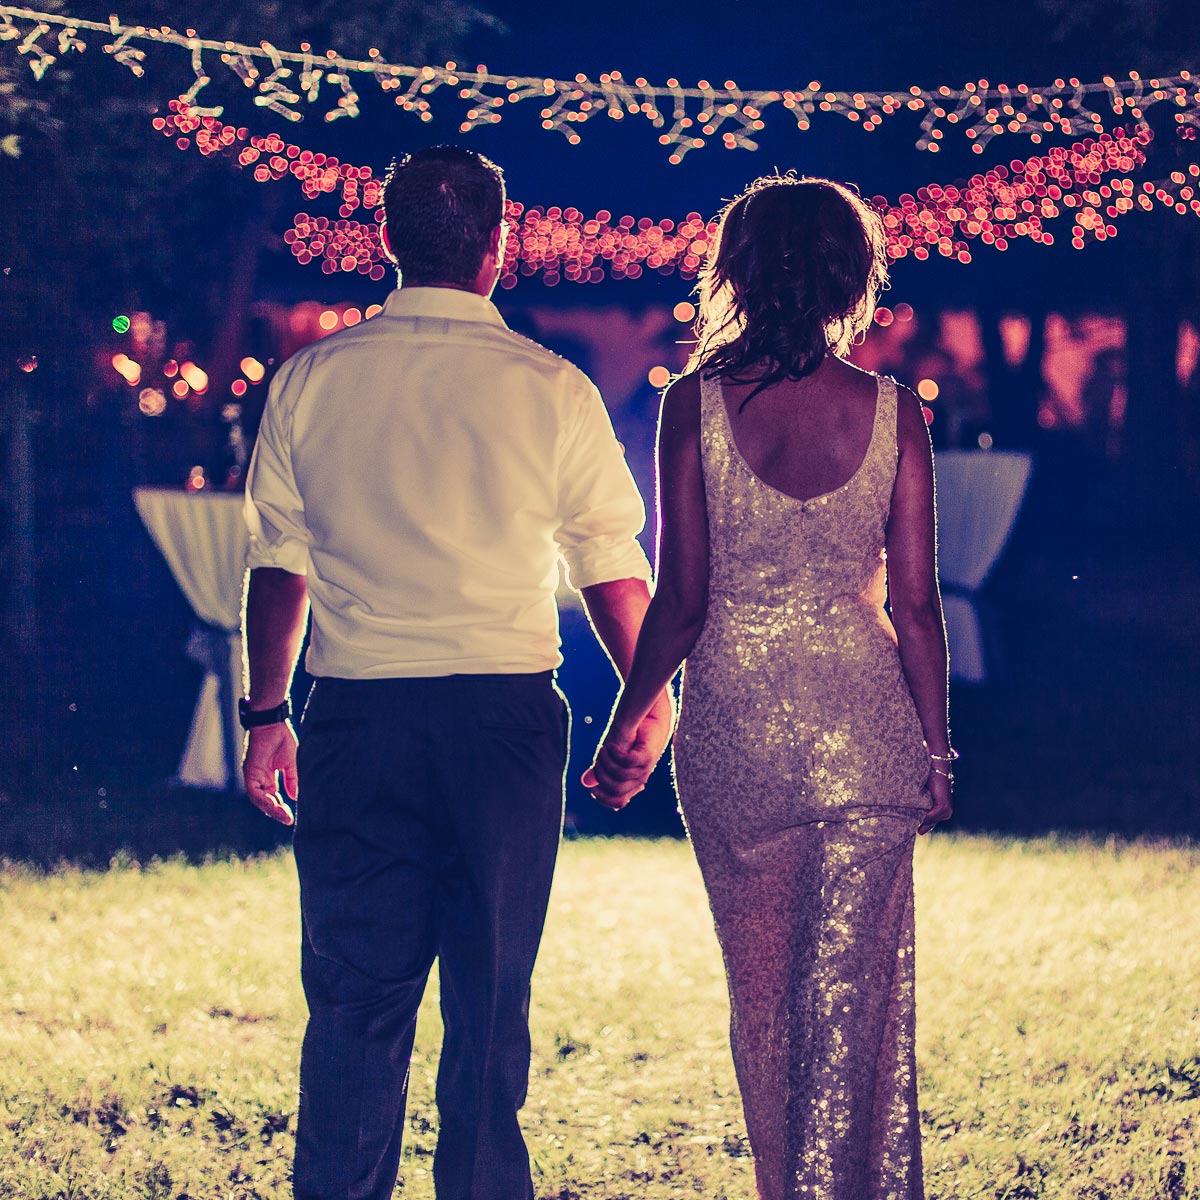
[159,105,1197,283]
[3,6,1198,158]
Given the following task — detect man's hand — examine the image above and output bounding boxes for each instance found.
[243,722,299,825]
[582,691,675,811]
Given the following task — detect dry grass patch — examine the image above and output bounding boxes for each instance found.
[1,835,1197,1198]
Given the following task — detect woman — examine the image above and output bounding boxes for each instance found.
[585,174,954,1199]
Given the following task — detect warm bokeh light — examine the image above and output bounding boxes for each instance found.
[319,310,340,330]
[17,355,37,373]
[180,362,208,393]
[673,301,697,323]
[240,356,266,382]
[172,379,190,399]
[874,307,895,327]
[647,365,672,388]
[159,100,1199,286]
[185,465,206,492]
[162,359,179,378]
[921,405,935,427]
[917,378,940,402]
[343,308,362,327]
[111,354,142,385]
[138,387,167,416]
[894,302,915,322]
[365,304,383,318]
[977,431,994,450]
[230,379,248,397]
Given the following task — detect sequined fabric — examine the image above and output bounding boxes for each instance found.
[674,373,930,1200]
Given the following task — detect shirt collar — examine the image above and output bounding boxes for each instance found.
[382,286,507,327]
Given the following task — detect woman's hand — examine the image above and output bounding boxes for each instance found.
[918,769,953,835]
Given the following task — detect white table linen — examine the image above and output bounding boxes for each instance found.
[134,487,247,789]
[934,450,1033,682]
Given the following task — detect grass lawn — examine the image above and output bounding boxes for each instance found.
[0,835,1197,1199]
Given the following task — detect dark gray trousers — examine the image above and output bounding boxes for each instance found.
[292,672,568,1200]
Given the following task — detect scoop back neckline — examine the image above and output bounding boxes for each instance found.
[714,374,883,507]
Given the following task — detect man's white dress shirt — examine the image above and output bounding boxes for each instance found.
[244,286,652,678]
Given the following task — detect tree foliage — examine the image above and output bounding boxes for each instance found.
[1,0,498,360]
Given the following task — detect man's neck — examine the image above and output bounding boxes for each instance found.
[404,280,494,299]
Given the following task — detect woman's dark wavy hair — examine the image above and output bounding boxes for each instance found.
[688,174,888,407]
[382,146,505,287]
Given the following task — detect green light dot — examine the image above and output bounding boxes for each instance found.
[112,315,130,334]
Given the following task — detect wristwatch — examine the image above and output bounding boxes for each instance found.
[238,697,292,729]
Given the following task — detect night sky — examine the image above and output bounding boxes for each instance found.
[250,0,1187,307]
[451,0,1124,210]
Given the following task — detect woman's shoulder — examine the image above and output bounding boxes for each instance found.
[663,370,703,403]
[659,371,704,444]
[889,378,931,453]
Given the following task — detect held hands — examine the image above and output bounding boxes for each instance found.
[582,690,676,811]
[242,722,299,826]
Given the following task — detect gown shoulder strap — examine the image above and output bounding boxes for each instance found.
[697,371,731,466]
[877,374,899,465]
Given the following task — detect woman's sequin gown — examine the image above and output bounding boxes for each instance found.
[674,373,930,1200]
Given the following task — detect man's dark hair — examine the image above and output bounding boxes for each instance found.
[382,146,506,287]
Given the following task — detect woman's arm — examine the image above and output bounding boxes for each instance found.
[885,386,953,833]
[584,372,710,806]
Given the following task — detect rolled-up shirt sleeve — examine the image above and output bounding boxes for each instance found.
[244,371,310,575]
[555,380,653,591]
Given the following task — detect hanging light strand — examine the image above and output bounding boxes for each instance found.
[155,103,1200,284]
[3,5,1200,158]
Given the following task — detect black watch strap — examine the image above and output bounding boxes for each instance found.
[238,697,292,729]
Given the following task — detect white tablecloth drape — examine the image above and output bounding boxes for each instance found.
[934,450,1033,683]
[134,488,248,789]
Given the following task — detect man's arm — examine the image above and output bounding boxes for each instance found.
[242,566,309,825]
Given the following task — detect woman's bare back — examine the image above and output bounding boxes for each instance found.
[720,355,880,504]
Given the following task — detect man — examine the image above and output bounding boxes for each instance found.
[240,145,669,1200]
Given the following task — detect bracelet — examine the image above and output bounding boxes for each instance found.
[931,766,954,780]
[925,745,960,764]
